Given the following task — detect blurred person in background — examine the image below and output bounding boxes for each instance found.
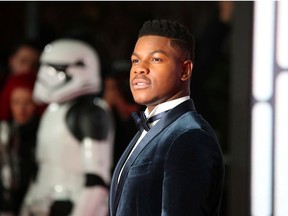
[7,40,40,76]
[0,72,40,216]
[0,39,42,120]
[0,39,41,89]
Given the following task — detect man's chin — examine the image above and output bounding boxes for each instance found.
[133,97,148,106]
[132,94,162,107]
[134,100,146,106]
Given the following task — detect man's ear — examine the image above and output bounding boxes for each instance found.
[181,60,193,81]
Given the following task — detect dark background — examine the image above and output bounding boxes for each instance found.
[0,2,220,65]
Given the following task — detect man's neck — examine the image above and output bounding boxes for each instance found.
[146,95,190,117]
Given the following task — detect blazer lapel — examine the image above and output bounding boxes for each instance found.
[109,131,142,214]
[110,99,196,215]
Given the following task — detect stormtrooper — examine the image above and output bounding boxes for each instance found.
[20,39,114,216]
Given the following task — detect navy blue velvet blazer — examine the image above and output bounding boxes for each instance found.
[109,99,224,216]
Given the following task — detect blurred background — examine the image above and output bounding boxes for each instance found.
[0,1,286,216]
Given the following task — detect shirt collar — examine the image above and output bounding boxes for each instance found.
[144,95,190,120]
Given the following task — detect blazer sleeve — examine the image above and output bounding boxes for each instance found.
[162,129,224,216]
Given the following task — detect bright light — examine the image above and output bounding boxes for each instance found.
[252,1,275,101]
[274,73,288,216]
[276,1,288,68]
[251,1,275,216]
[251,1,288,215]
[251,103,273,216]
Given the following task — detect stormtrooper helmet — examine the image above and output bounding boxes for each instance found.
[33,39,102,103]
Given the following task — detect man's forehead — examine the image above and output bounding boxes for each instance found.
[135,36,172,49]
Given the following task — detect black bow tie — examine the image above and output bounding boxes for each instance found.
[132,110,170,131]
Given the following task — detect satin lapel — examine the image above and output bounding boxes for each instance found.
[140,99,196,148]
[109,131,142,215]
[111,99,196,215]
[129,99,196,162]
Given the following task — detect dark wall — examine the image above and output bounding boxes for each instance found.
[228,2,253,216]
[0,2,218,64]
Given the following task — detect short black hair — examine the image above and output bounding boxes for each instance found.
[138,19,195,61]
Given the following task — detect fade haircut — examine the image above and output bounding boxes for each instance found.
[138,19,195,61]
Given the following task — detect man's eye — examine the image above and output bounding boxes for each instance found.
[131,59,139,64]
[152,58,161,62]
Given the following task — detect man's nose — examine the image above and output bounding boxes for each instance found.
[134,62,149,74]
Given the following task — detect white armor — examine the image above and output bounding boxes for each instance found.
[21,39,114,216]
[33,39,102,104]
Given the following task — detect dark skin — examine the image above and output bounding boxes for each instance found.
[130,35,193,113]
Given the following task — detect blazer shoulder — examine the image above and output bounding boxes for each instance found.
[169,111,219,144]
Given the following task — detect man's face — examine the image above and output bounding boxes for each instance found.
[10,87,36,125]
[130,35,190,112]
[9,45,39,74]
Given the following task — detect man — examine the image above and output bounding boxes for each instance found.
[109,19,224,216]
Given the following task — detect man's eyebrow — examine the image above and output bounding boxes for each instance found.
[132,50,168,57]
[150,50,168,56]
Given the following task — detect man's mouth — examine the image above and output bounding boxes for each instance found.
[131,78,151,89]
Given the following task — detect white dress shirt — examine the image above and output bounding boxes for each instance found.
[117,96,190,182]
